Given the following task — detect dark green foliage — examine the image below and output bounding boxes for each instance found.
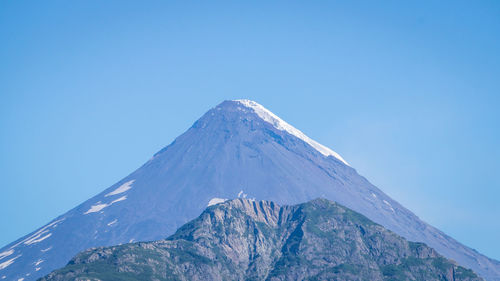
[432,257,453,272]
[456,267,481,279]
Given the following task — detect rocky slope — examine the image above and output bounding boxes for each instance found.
[40,198,481,281]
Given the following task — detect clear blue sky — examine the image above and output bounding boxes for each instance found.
[1,1,499,260]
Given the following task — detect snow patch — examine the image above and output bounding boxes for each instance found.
[35,267,41,271]
[111,196,127,204]
[9,219,64,249]
[47,219,64,228]
[237,190,248,198]
[25,233,52,245]
[105,180,135,197]
[41,246,52,253]
[371,193,377,198]
[84,203,108,214]
[207,198,227,206]
[383,200,395,212]
[0,255,21,270]
[0,250,13,260]
[34,259,44,266]
[18,278,24,281]
[107,219,118,226]
[84,196,127,214]
[235,99,349,166]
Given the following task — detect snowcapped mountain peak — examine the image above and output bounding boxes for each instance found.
[233,99,349,166]
[2,99,499,281]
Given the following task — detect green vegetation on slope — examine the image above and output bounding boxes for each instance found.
[40,198,482,281]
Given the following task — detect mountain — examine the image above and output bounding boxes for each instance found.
[0,99,499,280]
[40,198,481,281]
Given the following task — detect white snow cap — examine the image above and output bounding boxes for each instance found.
[234,99,349,166]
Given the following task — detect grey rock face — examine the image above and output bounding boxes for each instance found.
[1,100,498,280]
[40,199,482,281]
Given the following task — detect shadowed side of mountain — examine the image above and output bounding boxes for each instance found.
[40,198,482,281]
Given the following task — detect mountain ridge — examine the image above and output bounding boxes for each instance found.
[40,198,482,281]
[0,100,498,280]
